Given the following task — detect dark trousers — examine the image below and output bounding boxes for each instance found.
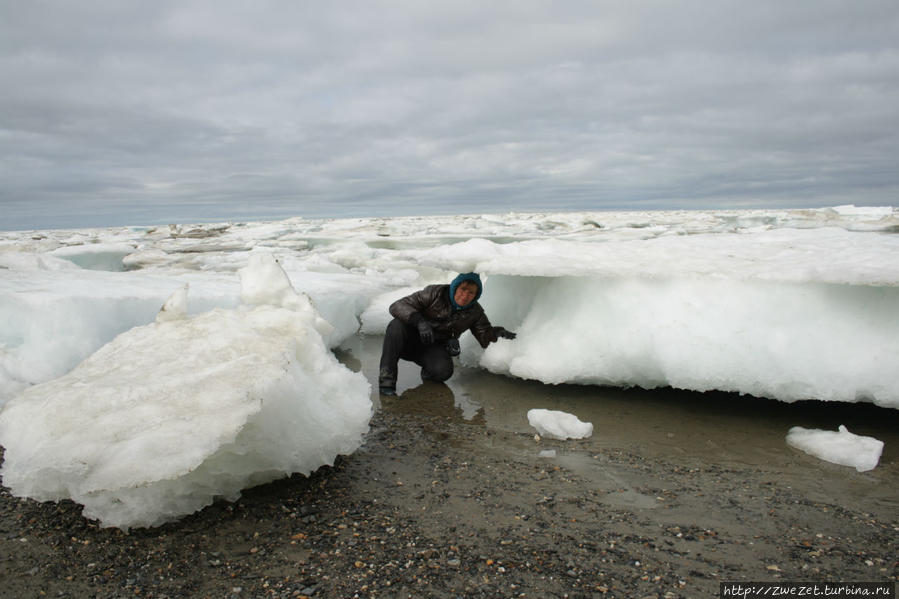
[378,318,454,388]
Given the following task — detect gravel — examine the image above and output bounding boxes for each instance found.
[2,383,897,598]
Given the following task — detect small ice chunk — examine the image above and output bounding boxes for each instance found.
[786,425,884,472]
[538,449,557,458]
[527,409,593,440]
[240,253,304,310]
[155,284,189,323]
[239,253,333,338]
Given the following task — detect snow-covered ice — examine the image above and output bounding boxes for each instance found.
[786,425,884,472]
[1,205,896,526]
[528,409,594,440]
[0,254,371,529]
[1,206,897,408]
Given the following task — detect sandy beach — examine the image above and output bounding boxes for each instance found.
[1,335,897,598]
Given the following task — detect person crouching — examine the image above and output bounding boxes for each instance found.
[377,272,516,396]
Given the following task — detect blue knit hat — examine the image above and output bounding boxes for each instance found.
[449,272,482,309]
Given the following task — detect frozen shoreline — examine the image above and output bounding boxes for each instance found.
[3,206,898,408]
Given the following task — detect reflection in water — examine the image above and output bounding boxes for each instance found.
[332,346,362,372]
[381,382,486,426]
[334,338,485,424]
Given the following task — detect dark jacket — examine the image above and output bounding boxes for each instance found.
[389,283,497,348]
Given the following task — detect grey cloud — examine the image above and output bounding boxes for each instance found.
[1,1,897,231]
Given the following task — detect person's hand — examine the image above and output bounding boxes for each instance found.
[493,326,516,340]
[417,320,435,344]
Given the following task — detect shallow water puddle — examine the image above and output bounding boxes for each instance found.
[337,333,899,514]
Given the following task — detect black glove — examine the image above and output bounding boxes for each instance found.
[493,326,516,340]
[417,319,435,344]
[445,337,461,356]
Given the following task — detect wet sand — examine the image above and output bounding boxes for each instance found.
[1,334,897,598]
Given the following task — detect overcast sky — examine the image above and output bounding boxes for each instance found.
[2,1,898,230]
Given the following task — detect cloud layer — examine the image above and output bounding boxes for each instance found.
[2,1,898,229]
